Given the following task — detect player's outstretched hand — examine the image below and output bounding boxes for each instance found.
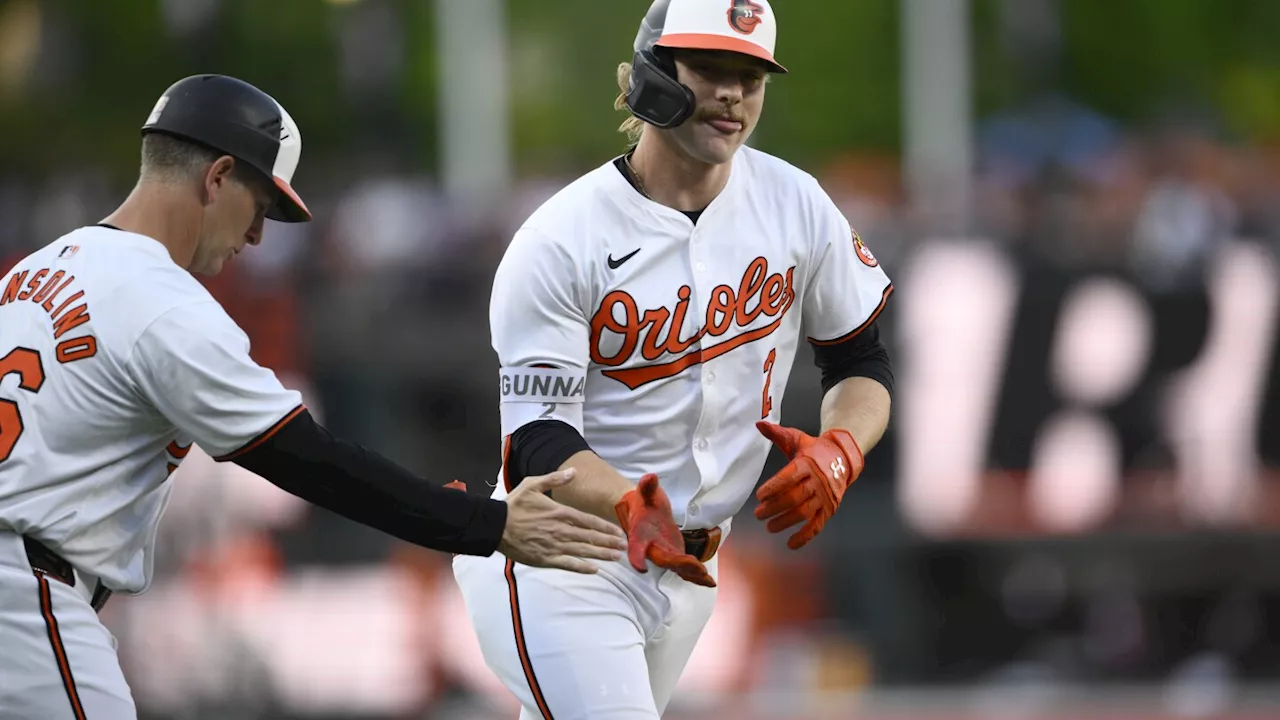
[754,421,864,550]
[614,474,716,588]
[497,469,628,574]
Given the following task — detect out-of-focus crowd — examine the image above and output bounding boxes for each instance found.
[4,89,1280,717]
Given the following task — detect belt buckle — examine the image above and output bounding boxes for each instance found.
[681,527,723,563]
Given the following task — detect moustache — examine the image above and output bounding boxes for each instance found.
[695,106,746,124]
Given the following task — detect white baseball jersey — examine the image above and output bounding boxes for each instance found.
[0,226,302,593]
[491,146,892,530]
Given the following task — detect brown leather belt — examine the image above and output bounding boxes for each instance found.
[24,536,112,613]
[680,527,722,563]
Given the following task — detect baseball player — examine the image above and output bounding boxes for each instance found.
[452,1,894,717]
[0,74,626,720]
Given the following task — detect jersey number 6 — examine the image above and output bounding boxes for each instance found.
[0,347,46,462]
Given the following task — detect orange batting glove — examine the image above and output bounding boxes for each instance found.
[754,421,864,550]
[615,474,716,588]
[444,480,467,491]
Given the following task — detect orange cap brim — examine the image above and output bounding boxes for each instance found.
[270,175,312,223]
[656,33,787,74]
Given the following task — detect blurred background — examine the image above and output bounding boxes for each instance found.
[4,0,1280,718]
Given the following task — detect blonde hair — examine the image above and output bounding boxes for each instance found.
[615,62,646,147]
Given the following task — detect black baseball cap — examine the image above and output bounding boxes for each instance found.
[141,74,311,223]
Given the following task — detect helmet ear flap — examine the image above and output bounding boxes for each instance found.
[652,44,678,76]
[626,49,695,129]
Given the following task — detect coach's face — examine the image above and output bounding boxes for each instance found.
[667,49,768,165]
[192,156,270,275]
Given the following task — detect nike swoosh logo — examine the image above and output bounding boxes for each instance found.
[608,248,641,270]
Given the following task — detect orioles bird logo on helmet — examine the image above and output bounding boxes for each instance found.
[727,0,765,35]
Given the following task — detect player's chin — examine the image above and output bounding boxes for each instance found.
[693,127,747,162]
[689,138,740,165]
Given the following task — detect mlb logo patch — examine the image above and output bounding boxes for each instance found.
[58,245,79,259]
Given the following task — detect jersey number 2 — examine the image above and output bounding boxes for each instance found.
[0,348,46,462]
[761,348,777,418]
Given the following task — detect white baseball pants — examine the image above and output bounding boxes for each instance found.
[452,550,718,719]
[0,531,135,720]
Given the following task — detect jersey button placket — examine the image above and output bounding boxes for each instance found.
[691,229,707,274]
[687,231,717,503]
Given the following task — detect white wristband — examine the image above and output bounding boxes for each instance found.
[499,366,585,436]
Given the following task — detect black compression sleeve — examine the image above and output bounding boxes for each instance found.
[506,420,592,486]
[812,321,895,397]
[228,409,507,556]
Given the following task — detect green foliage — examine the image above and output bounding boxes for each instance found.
[399,0,440,170]
[5,0,1280,183]
[1055,0,1280,140]
[503,0,647,173]
[501,0,901,171]
[747,0,901,164]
